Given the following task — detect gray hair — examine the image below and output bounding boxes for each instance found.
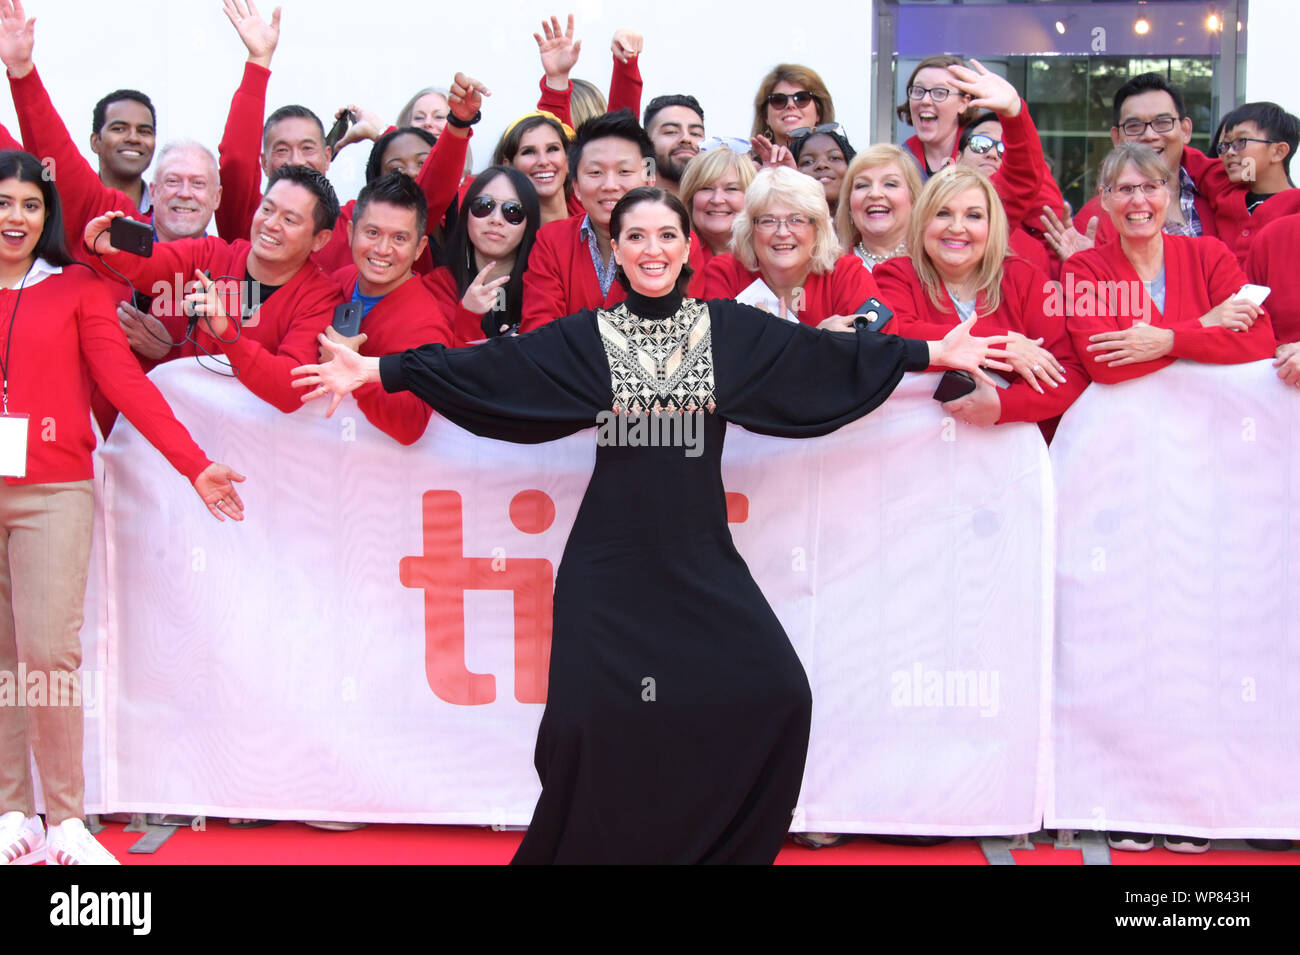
[151,140,218,182]
[1098,143,1168,191]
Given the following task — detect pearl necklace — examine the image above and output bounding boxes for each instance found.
[855,241,907,268]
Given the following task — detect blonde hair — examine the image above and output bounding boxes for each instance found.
[751,64,835,140]
[569,79,607,129]
[731,167,840,274]
[907,166,1009,315]
[679,149,757,217]
[396,87,448,128]
[834,144,922,251]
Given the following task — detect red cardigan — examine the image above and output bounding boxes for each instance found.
[8,67,151,262]
[331,268,454,444]
[873,255,1086,423]
[1201,178,1300,268]
[700,253,881,328]
[535,52,644,130]
[1061,234,1275,384]
[2,266,209,485]
[1073,146,1221,245]
[1244,213,1300,345]
[90,237,343,412]
[216,61,470,273]
[520,215,708,331]
[422,266,494,345]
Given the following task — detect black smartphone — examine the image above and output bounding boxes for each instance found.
[852,297,893,332]
[109,217,153,257]
[332,301,364,338]
[932,369,977,402]
[324,109,354,157]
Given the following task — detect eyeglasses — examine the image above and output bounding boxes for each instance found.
[699,136,752,154]
[965,134,1004,156]
[1103,178,1168,199]
[753,214,813,232]
[1118,115,1179,137]
[766,90,817,110]
[469,196,526,225]
[789,123,850,142]
[907,85,961,103]
[1216,136,1278,155]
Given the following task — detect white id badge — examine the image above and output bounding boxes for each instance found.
[0,413,29,478]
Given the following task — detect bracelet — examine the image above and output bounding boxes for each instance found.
[447,110,481,129]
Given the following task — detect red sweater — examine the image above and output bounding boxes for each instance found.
[874,255,1086,423]
[520,215,708,331]
[331,268,454,444]
[9,67,151,263]
[90,237,342,412]
[1244,213,1300,345]
[1,266,208,485]
[1061,234,1275,384]
[1200,177,1300,268]
[423,266,493,345]
[1073,146,1221,246]
[535,52,644,130]
[700,253,881,328]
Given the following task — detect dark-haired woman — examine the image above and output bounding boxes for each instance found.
[423,166,541,344]
[790,123,855,217]
[0,150,246,867]
[493,111,577,225]
[295,186,1013,864]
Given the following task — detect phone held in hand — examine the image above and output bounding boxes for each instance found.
[332,301,364,338]
[109,217,153,257]
[1235,284,1271,307]
[932,369,976,403]
[324,110,355,157]
[852,297,893,333]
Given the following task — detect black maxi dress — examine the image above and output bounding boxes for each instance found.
[378,289,931,864]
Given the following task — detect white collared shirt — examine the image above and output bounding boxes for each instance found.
[0,257,64,291]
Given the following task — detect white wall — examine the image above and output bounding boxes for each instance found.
[1244,0,1300,117]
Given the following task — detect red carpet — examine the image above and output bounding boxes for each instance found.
[74,822,1300,865]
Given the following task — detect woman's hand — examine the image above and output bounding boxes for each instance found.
[751,134,796,169]
[1040,203,1097,262]
[292,333,380,416]
[1002,331,1066,393]
[943,377,1001,426]
[1199,295,1261,332]
[182,270,233,339]
[928,317,1015,388]
[535,13,581,86]
[332,104,384,154]
[461,260,510,316]
[1274,342,1300,388]
[447,72,491,135]
[194,463,247,522]
[816,314,858,332]
[948,58,1018,117]
[1087,322,1174,366]
[610,28,642,64]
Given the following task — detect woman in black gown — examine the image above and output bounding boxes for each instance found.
[293,188,1012,864]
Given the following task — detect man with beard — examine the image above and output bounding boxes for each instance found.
[643,94,705,197]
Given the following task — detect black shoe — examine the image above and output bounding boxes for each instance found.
[1246,839,1293,851]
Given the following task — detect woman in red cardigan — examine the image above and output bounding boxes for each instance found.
[874,166,1084,428]
[700,167,878,327]
[678,145,756,266]
[0,151,244,866]
[1062,143,1274,390]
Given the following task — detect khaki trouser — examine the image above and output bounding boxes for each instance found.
[0,480,94,825]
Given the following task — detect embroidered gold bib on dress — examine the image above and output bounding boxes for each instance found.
[597,299,717,416]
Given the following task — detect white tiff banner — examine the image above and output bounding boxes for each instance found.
[70,361,1053,833]
[1048,359,1300,839]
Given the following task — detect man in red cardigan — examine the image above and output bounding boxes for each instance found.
[326,173,456,445]
[85,164,344,414]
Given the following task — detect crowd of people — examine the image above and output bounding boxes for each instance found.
[1,0,1297,864]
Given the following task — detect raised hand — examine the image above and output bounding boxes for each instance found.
[333,104,384,153]
[535,13,581,86]
[461,261,510,316]
[194,462,247,522]
[610,28,642,64]
[448,72,491,123]
[0,0,36,78]
[222,0,281,69]
[750,135,796,170]
[948,58,1020,116]
[1040,203,1097,261]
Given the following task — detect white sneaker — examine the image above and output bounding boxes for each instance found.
[46,817,121,865]
[0,810,47,865]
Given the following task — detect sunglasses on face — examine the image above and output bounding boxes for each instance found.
[966,134,1004,156]
[766,91,817,110]
[469,195,526,225]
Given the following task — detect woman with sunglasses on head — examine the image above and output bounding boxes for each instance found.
[423,165,541,344]
[701,167,881,330]
[493,111,578,226]
[293,185,1013,864]
[678,144,756,264]
[790,123,855,218]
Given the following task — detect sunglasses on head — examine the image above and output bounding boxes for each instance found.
[766,90,816,110]
[469,195,526,225]
[965,134,1004,156]
[789,122,849,143]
